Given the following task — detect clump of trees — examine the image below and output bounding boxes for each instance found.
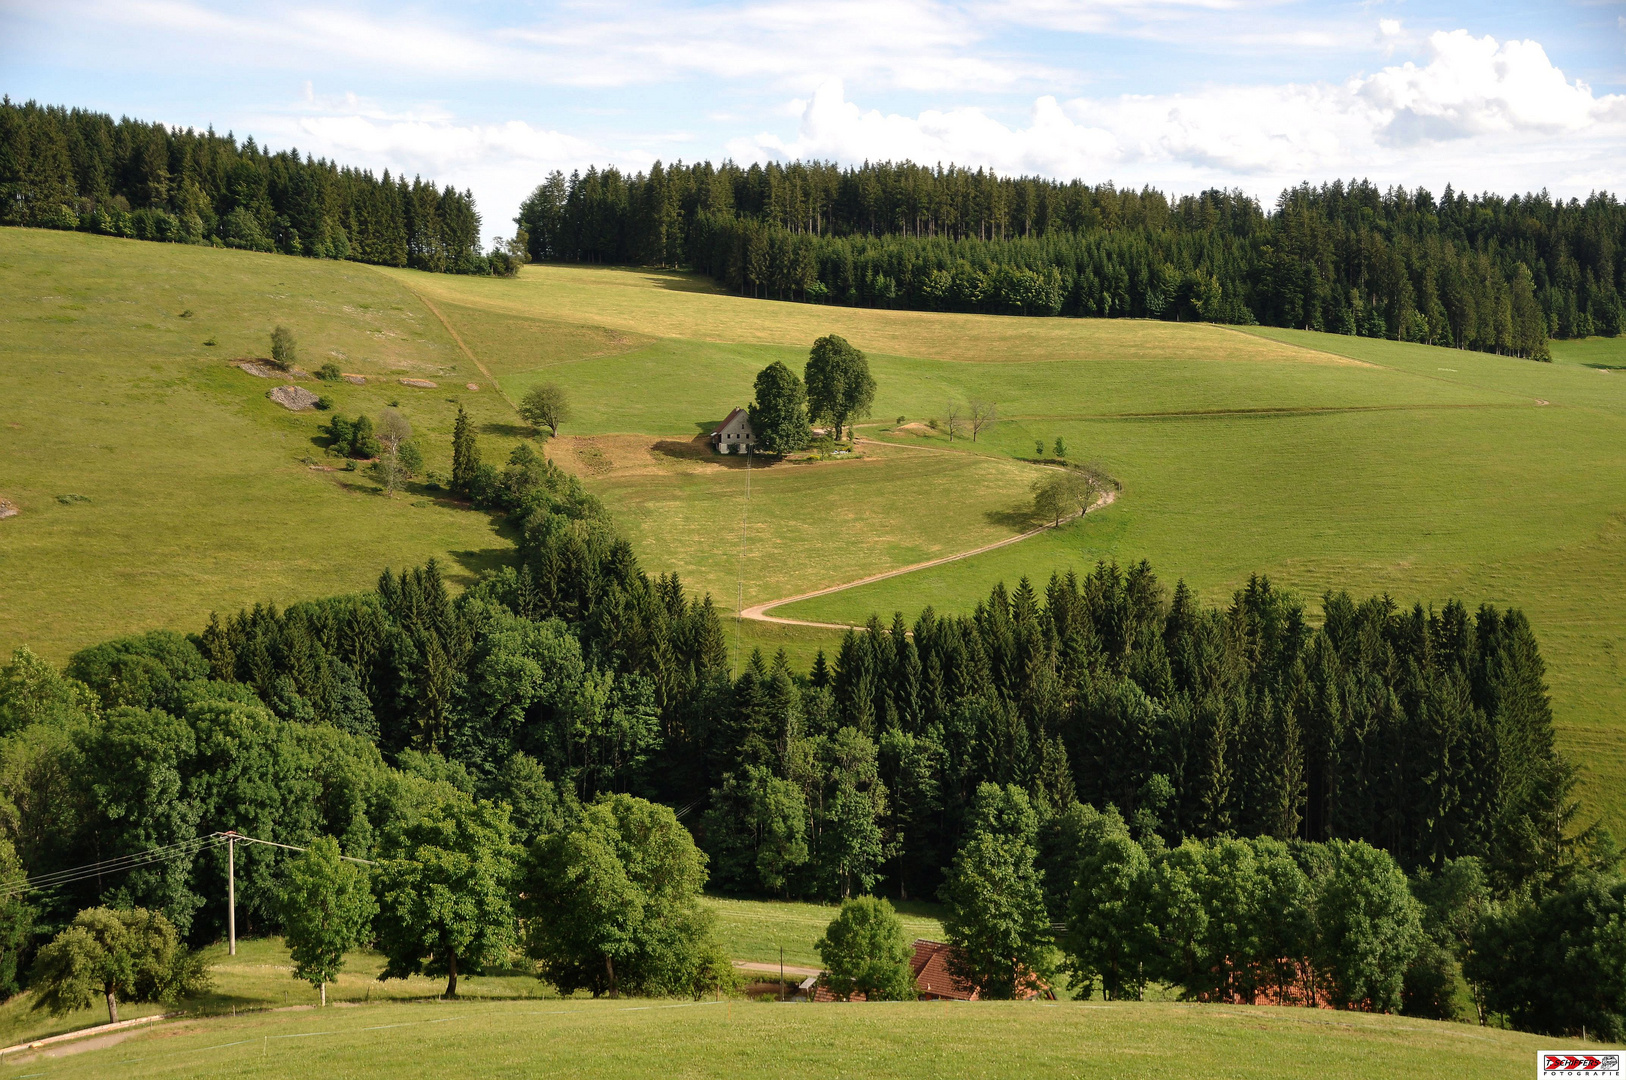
[514,160,1611,357]
[323,413,381,459]
[1031,469,1104,525]
[743,335,876,455]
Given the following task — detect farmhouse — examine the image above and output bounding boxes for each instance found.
[803,939,1055,1001]
[711,407,756,453]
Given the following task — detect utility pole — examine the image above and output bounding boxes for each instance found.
[226,831,237,956]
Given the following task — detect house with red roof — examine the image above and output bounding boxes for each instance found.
[803,939,1055,1002]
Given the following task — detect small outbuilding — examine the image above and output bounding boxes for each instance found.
[711,407,756,454]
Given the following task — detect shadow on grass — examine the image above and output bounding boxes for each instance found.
[446,547,520,587]
[481,422,537,439]
[694,419,725,435]
[985,504,1046,531]
[1583,363,1626,371]
[653,437,790,469]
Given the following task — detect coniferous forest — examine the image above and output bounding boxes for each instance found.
[0,99,516,275]
[517,160,1626,357]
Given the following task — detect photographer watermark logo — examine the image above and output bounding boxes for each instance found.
[1540,1053,1621,1077]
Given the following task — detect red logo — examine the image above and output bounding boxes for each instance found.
[1541,1053,1621,1077]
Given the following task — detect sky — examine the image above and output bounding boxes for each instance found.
[3,0,1625,240]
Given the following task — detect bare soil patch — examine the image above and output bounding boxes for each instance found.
[268,385,321,411]
[399,377,438,389]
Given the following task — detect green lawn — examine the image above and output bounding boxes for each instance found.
[0,994,1596,1079]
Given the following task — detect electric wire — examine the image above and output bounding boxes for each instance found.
[0,835,228,898]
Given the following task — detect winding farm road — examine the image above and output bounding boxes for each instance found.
[739,445,1118,632]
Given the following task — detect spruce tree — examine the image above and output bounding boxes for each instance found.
[451,405,480,494]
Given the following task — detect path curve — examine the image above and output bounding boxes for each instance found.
[739,485,1118,632]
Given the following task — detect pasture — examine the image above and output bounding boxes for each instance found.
[0,992,1587,1080]
[3,229,1626,828]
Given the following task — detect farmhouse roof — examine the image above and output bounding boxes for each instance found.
[715,407,748,433]
[808,939,1053,1002]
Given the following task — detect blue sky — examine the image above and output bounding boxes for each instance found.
[3,1,1624,239]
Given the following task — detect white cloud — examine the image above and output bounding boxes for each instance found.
[1361,31,1620,144]
[733,32,1626,197]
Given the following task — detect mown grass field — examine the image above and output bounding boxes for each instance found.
[4,229,1626,830]
[1,993,1596,1080]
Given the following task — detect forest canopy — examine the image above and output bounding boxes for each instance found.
[0,98,517,276]
[517,159,1626,358]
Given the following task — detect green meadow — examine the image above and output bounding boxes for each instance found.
[0,993,1589,1080]
[3,228,1626,830]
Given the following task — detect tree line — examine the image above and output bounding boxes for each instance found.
[517,159,1626,357]
[0,414,1617,1032]
[0,98,521,276]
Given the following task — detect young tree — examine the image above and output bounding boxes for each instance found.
[944,402,963,443]
[279,836,377,1006]
[816,896,917,1001]
[30,907,206,1023]
[939,784,1057,999]
[522,794,729,998]
[520,384,572,437]
[967,400,997,442]
[748,361,810,455]
[372,793,515,998]
[270,325,297,371]
[804,335,876,441]
[371,408,414,495]
[451,405,481,494]
[1053,437,1066,459]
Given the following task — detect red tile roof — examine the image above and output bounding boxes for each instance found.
[807,939,1052,1002]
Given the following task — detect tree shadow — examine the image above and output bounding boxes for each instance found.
[445,547,520,587]
[652,436,786,469]
[1582,363,1626,371]
[481,422,537,439]
[984,503,1045,531]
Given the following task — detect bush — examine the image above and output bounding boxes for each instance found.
[317,362,343,382]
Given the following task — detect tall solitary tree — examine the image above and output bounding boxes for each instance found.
[279,836,377,1006]
[748,361,810,454]
[520,384,572,437]
[371,408,414,496]
[804,335,876,441]
[450,405,481,494]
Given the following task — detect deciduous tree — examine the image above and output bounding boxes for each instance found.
[30,907,206,1024]
[804,335,875,441]
[816,896,916,1000]
[520,384,572,437]
[279,836,377,1006]
[748,361,810,454]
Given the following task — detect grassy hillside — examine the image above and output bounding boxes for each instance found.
[4,229,1626,829]
[2,994,1593,1079]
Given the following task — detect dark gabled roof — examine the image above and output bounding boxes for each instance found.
[714,407,748,434]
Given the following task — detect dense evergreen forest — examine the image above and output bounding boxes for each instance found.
[517,160,1626,357]
[0,98,513,274]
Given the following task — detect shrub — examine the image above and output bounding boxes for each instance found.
[317,362,343,382]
